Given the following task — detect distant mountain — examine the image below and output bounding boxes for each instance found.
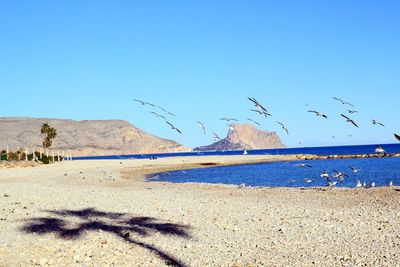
[0,117,190,156]
[194,124,285,151]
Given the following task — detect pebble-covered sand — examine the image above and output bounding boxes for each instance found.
[1,156,400,266]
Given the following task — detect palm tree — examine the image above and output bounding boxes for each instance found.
[41,123,57,148]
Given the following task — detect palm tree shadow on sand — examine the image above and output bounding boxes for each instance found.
[20,208,191,267]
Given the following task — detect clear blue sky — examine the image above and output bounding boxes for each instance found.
[1,0,399,148]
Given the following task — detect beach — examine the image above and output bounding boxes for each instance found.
[1,155,400,266]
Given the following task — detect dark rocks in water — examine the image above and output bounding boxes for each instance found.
[194,138,243,152]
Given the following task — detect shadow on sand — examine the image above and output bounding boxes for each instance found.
[20,208,191,266]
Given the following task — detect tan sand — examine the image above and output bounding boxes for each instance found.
[1,155,400,266]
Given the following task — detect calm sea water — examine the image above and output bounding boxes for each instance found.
[74,143,400,188]
[149,157,400,188]
[74,143,400,160]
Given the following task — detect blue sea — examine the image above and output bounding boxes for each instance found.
[74,143,400,160]
[75,143,400,188]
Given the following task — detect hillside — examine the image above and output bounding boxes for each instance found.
[0,117,190,156]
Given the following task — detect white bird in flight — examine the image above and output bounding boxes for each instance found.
[246,118,260,126]
[277,122,289,135]
[372,119,385,127]
[197,121,206,135]
[333,97,355,107]
[340,114,358,128]
[212,132,221,141]
[133,99,155,106]
[349,166,361,173]
[220,117,238,122]
[308,110,328,119]
[248,97,271,115]
[165,121,182,134]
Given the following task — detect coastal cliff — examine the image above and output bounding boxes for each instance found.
[194,124,285,151]
[0,117,190,156]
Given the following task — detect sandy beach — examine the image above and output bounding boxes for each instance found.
[1,155,400,266]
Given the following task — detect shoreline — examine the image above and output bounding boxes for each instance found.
[1,156,400,265]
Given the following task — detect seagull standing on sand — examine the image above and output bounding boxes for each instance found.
[370,182,376,188]
[356,180,362,188]
[277,122,289,135]
[197,121,206,135]
[340,114,358,128]
[333,97,355,107]
[308,110,328,119]
[388,181,393,187]
[372,119,385,127]
[165,121,182,134]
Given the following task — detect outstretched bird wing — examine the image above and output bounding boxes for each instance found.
[197,121,206,135]
[341,114,351,120]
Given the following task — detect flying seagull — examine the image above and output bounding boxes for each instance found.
[133,99,154,106]
[308,110,328,119]
[394,133,400,142]
[248,97,271,114]
[340,114,358,127]
[197,121,206,135]
[349,166,361,173]
[220,117,238,122]
[333,170,348,182]
[149,111,167,120]
[158,106,175,117]
[295,163,312,168]
[251,109,271,117]
[212,132,221,141]
[333,97,355,107]
[371,119,385,127]
[347,110,358,114]
[165,121,182,134]
[246,118,260,126]
[277,122,289,135]
[320,170,329,179]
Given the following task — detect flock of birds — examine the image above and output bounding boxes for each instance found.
[134,96,400,145]
[133,96,400,189]
[294,162,393,188]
